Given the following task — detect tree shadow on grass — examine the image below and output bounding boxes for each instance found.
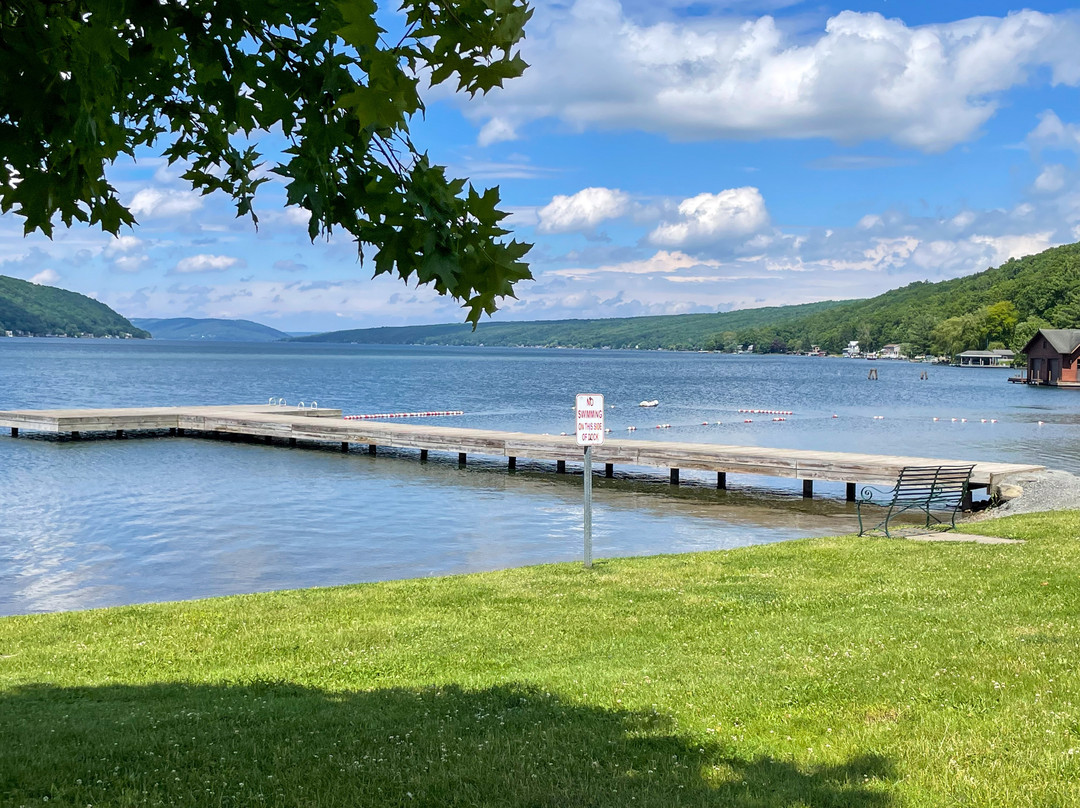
[1,681,894,807]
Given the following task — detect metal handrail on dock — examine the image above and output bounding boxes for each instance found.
[0,403,1043,501]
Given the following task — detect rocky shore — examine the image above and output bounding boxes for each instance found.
[970,469,1080,520]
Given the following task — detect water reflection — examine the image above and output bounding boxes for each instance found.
[0,436,858,616]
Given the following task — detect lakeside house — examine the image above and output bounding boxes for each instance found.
[879,344,903,359]
[1017,328,1080,387]
[843,340,860,358]
[956,349,1014,368]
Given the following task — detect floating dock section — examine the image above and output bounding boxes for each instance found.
[0,404,1043,501]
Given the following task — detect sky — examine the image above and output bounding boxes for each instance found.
[4,0,1080,332]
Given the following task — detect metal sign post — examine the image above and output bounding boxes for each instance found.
[575,393,604,568]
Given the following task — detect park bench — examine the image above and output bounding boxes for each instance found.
[856,464,976,537]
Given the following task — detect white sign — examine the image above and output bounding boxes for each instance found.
[575,393,605,446]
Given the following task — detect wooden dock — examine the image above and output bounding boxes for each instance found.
[0,404,1043,500]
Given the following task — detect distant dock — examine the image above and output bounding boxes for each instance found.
[0,404,1043,501]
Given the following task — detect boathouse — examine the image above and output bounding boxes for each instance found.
[1020,329,1080,386]
[956,349,1014,368]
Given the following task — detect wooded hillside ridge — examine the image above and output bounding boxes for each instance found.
[0,275,148,338]
[293,241,1080,356]
[290,300,848,350]
[132,318,290,342]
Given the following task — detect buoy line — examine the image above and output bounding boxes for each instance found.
[344,410,464,420]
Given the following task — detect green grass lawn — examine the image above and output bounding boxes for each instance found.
[2,512,1079,807]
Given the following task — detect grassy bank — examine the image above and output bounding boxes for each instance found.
[2,512,1079,807]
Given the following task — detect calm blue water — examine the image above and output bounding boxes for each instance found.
[0,339,1071,616]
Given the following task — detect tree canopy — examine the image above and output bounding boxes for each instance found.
[0,0,533,323]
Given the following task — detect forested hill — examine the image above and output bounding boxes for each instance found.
[132,318,290,342]
[290,300,848,350]
[297,241,1080,355]
[0,275,148,338]
[770,240,1080,355]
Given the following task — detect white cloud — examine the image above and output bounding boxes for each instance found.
[551,250,720,278]
[477,118,519,147]
[173,254,243,274]
[465,2,1080,153]
[104,235,143,255]
[112,254,151,274]
[648,187,769,247]
[129,188,203,219]
[1033,163,1068,193]
[537,187,632,233]
[1028,110,1080,152]
[30,268,60,285]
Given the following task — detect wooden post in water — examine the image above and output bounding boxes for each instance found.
[717,472,727,489]
[508,455,516,470]
[605,463,613,478]
[458,452,467,465]
[10,427,17,437]
[420,449,428,461]
[802,479,814,498]
[341,441,349,452]
[557,460,566,473]
[670,468,680,485]
[846,482,856,501]
[368,444,377,455]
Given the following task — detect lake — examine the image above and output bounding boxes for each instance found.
[0,339,1069,615]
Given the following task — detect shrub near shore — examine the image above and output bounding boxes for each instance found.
[2,512,1079,806]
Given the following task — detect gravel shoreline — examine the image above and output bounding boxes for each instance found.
[967,469,1080,521]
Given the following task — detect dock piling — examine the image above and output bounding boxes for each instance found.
[847,482,856,501]
[803,479,814,498]
[341,441,349,452]
[557,460,566,473]
[670,468,680,485]
[10,427,17,437]
[420,449,428,462]
[605,463,613,478]
[508,455,516,470]
[717,471,727,489]
[458,452,467,465]
[368,444,377,455]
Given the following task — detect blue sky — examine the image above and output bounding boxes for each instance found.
[4,0,1080,331]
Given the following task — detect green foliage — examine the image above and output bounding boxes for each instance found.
[721,242,1080,356]
[1012,316,1052,353]
[0,274,148,337]
[4,511,1080,805]
[0,0,533,323]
